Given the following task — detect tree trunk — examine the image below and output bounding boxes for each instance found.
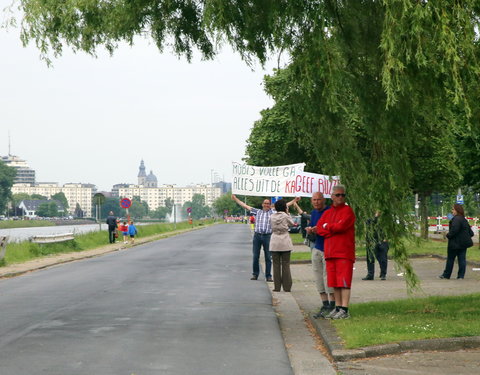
[419,193,429,239]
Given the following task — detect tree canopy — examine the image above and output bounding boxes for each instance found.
[0,161,16,214]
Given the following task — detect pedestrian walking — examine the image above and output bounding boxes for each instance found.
[119,221,129,244]
[440,204,474,279]
[128,220,138,244]
[106,211,118,244]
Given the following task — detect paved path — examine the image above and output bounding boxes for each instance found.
[286,246,480,374]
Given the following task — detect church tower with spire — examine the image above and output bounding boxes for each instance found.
[138,160,147,186]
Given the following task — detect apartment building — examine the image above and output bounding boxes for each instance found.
[116,184,222,211]
[11,182,96,217]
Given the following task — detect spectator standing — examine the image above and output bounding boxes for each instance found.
[440,204,474,279]
[128,221,138,244]
[231,194,297,281]
[106,211,118,244]
[318,185,356,319]
[270,199,295,292]
[295,192,335,318]
[362,211,389,280]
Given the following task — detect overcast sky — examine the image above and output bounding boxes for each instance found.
[1,7,277,192]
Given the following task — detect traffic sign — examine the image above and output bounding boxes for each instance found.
[187,207,192,213]
[120,198,132,209]
[456,195,464,204]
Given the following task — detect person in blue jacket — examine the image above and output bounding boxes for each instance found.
[128,220,138,244]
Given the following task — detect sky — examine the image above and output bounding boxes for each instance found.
[1,6,277,192]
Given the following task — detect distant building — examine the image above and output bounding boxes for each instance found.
[1,155,35,184]
[12,182,96,217]
[117,184,222,210]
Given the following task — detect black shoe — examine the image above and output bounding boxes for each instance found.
[250,275,258,280]
[380,275,386,280]
[266,277,274,282]
[439,275,449,279]
[362,275,374,280]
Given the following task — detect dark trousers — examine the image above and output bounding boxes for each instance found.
[271,251,292,292]
[252,233,272,278]
[442,248,467,279]
[108,227,116,244]
[366,242,389,277]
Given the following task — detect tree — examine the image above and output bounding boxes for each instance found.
[183,193,210,220]
[36,202,50,217]
[0,161,16,214]
[31,194,47,200]
[100,197,121,218]
[74,203,84,218]
[125,196,149,219]
[212,192,244,217]
[151,206,170,220]
[51,192,69,213]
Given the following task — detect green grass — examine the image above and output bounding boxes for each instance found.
[0,220,55,229]
[332,293,480,348]
[1,219,215,267]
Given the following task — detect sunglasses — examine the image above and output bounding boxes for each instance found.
[333,193,346,197]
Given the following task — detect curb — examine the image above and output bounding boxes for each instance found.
[308,313,480,362]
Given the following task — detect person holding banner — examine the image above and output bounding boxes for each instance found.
[270,199,295,292]
[317,185,356,319]
[231,194,297,281]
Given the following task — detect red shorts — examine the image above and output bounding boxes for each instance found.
[326,258,354,288]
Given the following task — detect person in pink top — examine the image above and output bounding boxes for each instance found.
[317,185,356,319]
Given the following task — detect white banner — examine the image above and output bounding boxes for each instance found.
[232,162,340,198]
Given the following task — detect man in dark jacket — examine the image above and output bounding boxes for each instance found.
[362,211,389,281]
[106,211,118,244]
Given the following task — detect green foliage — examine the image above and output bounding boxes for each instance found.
[36,202,50,217]
[212,192,244,216]
[31,194,47,200]
[100,197,121,218]
[124,196,149,219]
[151,206,170,219]
[51,192,69,210]
[0,161,16,214]
[183,193,210,219]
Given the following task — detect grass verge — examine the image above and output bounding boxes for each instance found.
[332,293,480,348]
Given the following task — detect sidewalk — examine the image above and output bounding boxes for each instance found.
[280,247,480,375]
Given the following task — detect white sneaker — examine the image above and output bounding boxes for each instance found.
[332,309,350,319]
[325,308,340,319]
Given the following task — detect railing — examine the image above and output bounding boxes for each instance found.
[30,233,75,244]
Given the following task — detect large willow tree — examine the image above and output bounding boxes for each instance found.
[11,0,480,288]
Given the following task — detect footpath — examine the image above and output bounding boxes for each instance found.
[275,245,480,375]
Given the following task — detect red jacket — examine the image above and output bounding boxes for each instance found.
[317,203,356,261]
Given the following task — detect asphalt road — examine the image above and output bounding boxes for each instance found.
[0,224,293,375]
